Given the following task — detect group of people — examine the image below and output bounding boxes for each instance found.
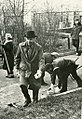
[0,18,82,107]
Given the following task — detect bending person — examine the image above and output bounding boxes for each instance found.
[41,52,59,85]
[45,58,82,93]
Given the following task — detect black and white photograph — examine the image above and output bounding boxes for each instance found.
[0,0,82,118]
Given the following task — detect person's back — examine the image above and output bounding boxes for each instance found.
[52,58,76,72]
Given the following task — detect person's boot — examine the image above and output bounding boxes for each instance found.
[20,85,31,107]
[33,90,39,103]
[7,74,14,78]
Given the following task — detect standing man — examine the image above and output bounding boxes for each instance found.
[71,18,82,56]
[15,31,45,107]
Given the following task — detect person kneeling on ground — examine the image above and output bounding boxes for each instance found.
[45,58,82,94]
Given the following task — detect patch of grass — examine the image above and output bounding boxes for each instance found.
[0,89,82,119]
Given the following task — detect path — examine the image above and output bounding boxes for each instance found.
[0,54,82,108]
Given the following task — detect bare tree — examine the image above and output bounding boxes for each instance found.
[32,1,59,52]
[1,0,24,42]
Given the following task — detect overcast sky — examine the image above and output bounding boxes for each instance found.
[1,0,82,24]
[24,0,82,24]
[28,0,82,11]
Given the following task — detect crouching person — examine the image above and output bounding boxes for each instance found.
[41,52,59,85]
[45,58,82,93]
[15,31,45,107]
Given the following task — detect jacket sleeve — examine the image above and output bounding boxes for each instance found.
[38,46,45,72]
[15,45,21,69]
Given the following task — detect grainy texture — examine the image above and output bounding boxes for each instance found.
[0,89,82,119]
[0,54,82,119]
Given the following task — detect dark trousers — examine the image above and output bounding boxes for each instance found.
[41,71,45,83]
[71,70,82,87]
[3,57,14,75]
[20,85,39,102]
[72,39,79,53]
[51,69,82,93]
[57,73,68,92]
[7,68,13,75]
[20,85,31,101]
[33,90,39,102]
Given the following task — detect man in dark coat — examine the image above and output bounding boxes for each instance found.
[41,52,59,85]
[71,18,82,56]
[1,33,14,78]
[15,31,45,107]
[45,58,82,93]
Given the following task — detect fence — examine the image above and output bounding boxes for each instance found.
[31,11,82,52]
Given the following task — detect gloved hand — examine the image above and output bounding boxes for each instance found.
[34,70,42,79]
[47,83,62,95]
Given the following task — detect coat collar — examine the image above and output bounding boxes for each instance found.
[21,41,34,48]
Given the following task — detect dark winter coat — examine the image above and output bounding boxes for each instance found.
[2,40,14,71]
[71,25,82,47]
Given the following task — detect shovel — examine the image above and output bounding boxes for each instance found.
[7,103,24,111]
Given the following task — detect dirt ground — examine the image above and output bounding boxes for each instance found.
[0,54,82,119]
[0,89,82,119]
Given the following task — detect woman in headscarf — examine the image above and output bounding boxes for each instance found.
[1,33,14,78]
